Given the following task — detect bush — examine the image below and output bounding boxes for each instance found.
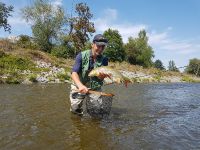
[0,53,37,74]
[16,35,38,49]
[5,72,22,84]
[185,58,200,76]
[181,76,195,82]
[0,50,6,57]
[51,45,74,58]
[5,77,20,84]
[28,74,38,82]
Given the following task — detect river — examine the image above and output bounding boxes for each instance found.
[0,83,200,150]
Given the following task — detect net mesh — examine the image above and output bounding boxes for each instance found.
[85,95,113,118]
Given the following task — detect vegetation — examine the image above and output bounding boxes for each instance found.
[67,2,95,54]
[0,2,13,33]
[181,75,195,82]
[154,59,165,70]
[0,45,75,84]
[185,58,200,76]
[56,72,70,82]
[57,35,75,58]
[0,51,38,84]
[124,30,154,67]
[103,29,125,62]
[51,45,69,58]
[28,74,38,82]
[16,35,38,49]
[0,52,37,74]
[21,0,65,52]
[168,60,179,72]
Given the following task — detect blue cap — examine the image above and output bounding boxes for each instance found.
[93,34,108,46]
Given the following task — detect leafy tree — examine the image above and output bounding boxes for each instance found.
[0,2,13,33]
[21,0,65,52]
[124,37,138,64]
[185,58,200,76]
[168,60,179,72]
[17,35,31,48]
[124,30,154,67]
[103,28,125,62]
[57,35,75,58]
[67,2,95,54]
[51,45,69,58]
[84,41,92,50]
[154,59,165,70]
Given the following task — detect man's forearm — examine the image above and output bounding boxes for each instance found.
[71,72,88,93]
[71,72,84,88]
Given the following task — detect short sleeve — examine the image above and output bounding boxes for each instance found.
[72,53,82,72]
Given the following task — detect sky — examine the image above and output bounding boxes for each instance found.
[1,0,200,70]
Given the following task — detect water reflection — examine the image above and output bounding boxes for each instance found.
[68,114,118,150]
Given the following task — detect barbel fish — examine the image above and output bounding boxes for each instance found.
[88,66,131,87]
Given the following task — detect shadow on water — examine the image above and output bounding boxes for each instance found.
[0,83,200,150]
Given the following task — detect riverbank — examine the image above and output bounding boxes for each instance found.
[1,43,200,84]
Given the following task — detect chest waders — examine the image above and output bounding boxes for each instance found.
[69,50,107,116]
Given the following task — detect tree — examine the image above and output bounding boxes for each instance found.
[124,30,154,67]
[168,60,179,72]
[103,28,125,62]
[67,2,95,54]
[124,37,138,64]
[0,2,13,33]
[21,0,65,52]
[185,58,200,76]
[154,59,165,70]
[57,34,75,58]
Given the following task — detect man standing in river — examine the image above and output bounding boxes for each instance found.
[69,34,111,116]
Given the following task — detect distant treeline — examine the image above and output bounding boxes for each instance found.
[0,0,199,76]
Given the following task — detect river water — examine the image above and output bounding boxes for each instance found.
[0,83,200,150]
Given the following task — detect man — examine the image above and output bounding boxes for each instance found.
[70,34,109,116]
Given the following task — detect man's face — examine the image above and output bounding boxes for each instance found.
[92,43,106,56]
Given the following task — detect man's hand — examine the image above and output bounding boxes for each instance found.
[71,72,88,94]
[78,84,89,94]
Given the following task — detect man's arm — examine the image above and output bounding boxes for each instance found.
[71,72,88,93]
[71,53,88,94]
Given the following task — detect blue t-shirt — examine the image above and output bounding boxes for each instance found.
[72,51,108,73]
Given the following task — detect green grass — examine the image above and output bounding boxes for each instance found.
[0,52,37,74]
[28,74,38,82]
[0,52,42,84]
[56,72,70,81]
[3,72,23,84]
[181,75,199,82]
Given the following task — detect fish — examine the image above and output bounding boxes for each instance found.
[88,66,131,87]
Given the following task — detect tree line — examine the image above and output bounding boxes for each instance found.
[0,0,200,76]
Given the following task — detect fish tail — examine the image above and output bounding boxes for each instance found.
[125,81,128,88]
[124,78,131,88]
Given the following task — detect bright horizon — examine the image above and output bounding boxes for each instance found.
[1,0,200,71]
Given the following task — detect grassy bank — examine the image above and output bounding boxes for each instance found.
[1,40,200,84]
[0,40,72,84]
